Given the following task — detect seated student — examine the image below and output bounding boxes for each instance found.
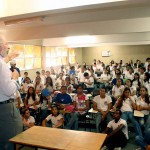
[93,87,112,132]
[24,86,40,111]
[125,67,134,80]
[45,76,55,94]
[125,79,137,98]
[113,87,143,137]
[64,76,74,94]
[42,105,64,128]
[111,73,124,86]
[132,73,141,92]
[112,79,124,104]
[66,85,89,130]
[22,108,35,130]
[136,86,150,127]
[68,66,76,76]
[40,88,52,122]
[135,115,150,150]
[34,76,44,95]
[54,86,72,110]
[101,109,128,150]
[83,72,94,93]
[22,77,33,94]
[55,73,65,90]
[21,71,29,84]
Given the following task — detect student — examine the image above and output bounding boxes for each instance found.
[83,72,94,93]
[24,86,40,111]
[112,79,124,105]
[135,115,150,150]
[54,86,72,110]
[34,76,44,95]
[22,108,35,130]
[22,77,33,94]
[64,76,74,94]
[101,109,128,150]
[55,73,65,90]
[113,87,143,137]
[93,87,112,132]
[45,76,55,93]
[42,105,64,128]
[136,86,150,127]
[132,73,141,91]
[66,85,89,130]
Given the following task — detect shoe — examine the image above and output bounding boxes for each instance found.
[114,147,121,150]
[100,146,109,150]
[135,147,142,150]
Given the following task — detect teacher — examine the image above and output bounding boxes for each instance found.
[0,36,23,150]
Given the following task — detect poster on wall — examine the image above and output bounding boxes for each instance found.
[102,51,111,57]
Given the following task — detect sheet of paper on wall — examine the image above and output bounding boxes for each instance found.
[134,110,144,117]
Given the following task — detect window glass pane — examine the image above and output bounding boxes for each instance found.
[50,58,57,66]
[69,56,76,64]
[9,44,24,58]
[69,48,75,56]
[34,46,41,57]
[56,57,62,66]
[56,48,62,56]
[15,59,24,70]
[25,58,33,69]
[62,57,67,65]
[62,48,68,56]
[45,47,51,57]
[46,58,51,67]
[34,58,41,68]
[51,48,56,57]
[24,45,34,57]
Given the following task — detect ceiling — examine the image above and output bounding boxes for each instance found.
[1,0,150,47]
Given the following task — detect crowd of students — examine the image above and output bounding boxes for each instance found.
[10,57,150,150]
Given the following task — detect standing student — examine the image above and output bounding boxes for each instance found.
[0,36,23,149]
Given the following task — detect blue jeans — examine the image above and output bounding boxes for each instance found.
[135,128,150,150]
[121,111,142,136]
[96,112,112,133]
[66,112,79,130]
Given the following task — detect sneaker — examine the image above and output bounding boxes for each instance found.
[100,146,109,150]
[114,147,121,150]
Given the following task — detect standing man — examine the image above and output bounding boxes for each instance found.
[0,36,23,149]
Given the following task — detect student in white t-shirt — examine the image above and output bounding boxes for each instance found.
[42,105,64,128]
[101,109,128,150]
[83,72,94,93]
[112,79,124,104]
[136,86,150,127]
[93,87,112,132]
[113,87,142,137]
[22,108,35,130]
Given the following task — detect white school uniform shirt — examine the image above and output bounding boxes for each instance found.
[136,96,150,115]
[78,72,85,82]
[119,97,135,112]
[0,56,19,102]
[125,72,134,80]
[22,83,33,93]
[84,77,94,88]
[107,118,129,139]
[28,94,39,105]
[23,116,35,130]
[46,114,63,127]
[112,85,124,97]
[93,95,112,111]
[100,73,111,82]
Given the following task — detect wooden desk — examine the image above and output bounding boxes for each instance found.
[10,126,107,150]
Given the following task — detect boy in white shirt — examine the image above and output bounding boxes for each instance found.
[101,109,128,150]
[42,105,64,128]
[93,87,112,132]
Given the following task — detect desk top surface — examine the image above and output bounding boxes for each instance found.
[10,126,107,150]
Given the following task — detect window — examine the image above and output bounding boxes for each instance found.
[9,44,41,70]
[45,47,71,67]
[69,48,76,64]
